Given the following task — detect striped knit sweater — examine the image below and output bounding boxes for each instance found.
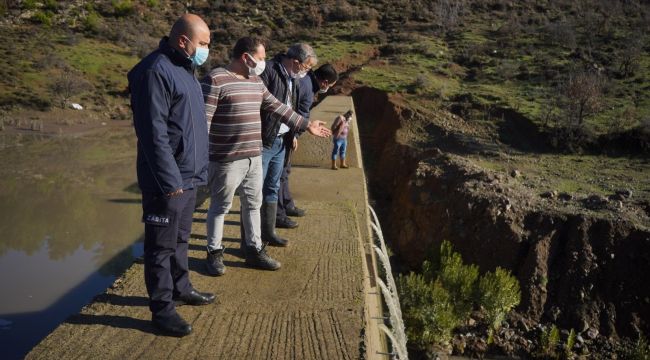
[200,67,307,162]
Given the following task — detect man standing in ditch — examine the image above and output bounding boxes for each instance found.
[201,37,331,276]
[128,14,215,337]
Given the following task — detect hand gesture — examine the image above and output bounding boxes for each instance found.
[307,120,332,138]
[292,137,298,151]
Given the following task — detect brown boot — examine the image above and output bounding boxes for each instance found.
[331,159,338,170]
[340,158,349,169]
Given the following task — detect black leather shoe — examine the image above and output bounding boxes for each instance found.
[174,289,216,306]
[285,206,306,217]
[276,216,298,229]
[152,313,192,337]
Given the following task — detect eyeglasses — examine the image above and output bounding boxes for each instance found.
[294,59,313,73]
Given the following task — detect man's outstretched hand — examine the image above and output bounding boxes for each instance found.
[307,120,332,138]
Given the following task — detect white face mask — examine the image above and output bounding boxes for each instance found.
[289,61,308,79]
[246,53,266,76]
[318,86,329,94]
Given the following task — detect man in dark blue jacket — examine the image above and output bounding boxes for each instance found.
[279,63,339,215]
[259,44,317,245]
[128,13,214,337]
[297,64,339,118]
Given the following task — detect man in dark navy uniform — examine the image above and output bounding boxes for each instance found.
[128,14,214,337]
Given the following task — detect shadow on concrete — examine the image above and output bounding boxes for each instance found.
[192,218,240,226]
[94,294,148,307]
[108,198,142,204]
[222,259,249,269]
[223,247,245,259]
[188,238,238,252]
[64,314,168,336]
[193,209,241,214]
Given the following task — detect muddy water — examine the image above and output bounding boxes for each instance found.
[0,129,145,359]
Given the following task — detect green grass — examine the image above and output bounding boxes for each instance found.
[474,154,650,201]
[57,39,138,88]
[352,33,460,93]
[354,58,461,96]
[311,39,370,64]
[0,27,138,110]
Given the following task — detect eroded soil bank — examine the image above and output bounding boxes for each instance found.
[352,87,650,357]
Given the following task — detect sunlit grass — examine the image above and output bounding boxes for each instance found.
[57,39,138,88]
[473,153,650,202]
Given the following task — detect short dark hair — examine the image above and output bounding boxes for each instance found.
[232,37,264,59]
[314,64,338,83]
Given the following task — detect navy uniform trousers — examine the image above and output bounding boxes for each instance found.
[277,132,296,219]
[141,188,195,318]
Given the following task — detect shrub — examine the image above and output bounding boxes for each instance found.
[537,324,560,357]
[347,29,386,44]
[49,71,94,109]
[112,0,134,17]
[625,335,650,360]
[320,0,378,22]
[496,60,519,81]
[379,43,411,56]
[408,75,431,95]
[615,39,642,78]
[398,273,460,348]
[22,0,37,10]
[43,0,58,11]
[437,241,479,320]
[320,0,356,22]
[558,70,605,127]
[31,10,54,26]
[302,5,324,28]
[398,241,521,352]
[544,21,577,49]
[476,267,521,331]
[432,0,466,34]
[565,328,576,359]
[609,106,639,134]
[84,12,102,34]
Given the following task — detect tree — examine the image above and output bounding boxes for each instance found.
[434,0,465,34]
[559,71,604,127]
[616,38,642,78]
[49,71,93,109]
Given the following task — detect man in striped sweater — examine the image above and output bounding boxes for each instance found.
[200,37,331,275]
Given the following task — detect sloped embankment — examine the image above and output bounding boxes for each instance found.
[352,87,650,340]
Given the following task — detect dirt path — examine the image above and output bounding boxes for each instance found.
[27,96,384,359]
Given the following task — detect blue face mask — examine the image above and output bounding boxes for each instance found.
[183,36,209,66]
[191,47,209,67]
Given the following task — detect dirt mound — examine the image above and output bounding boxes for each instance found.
[353,87,650,346]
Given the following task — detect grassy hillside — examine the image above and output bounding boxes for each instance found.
[3,1,647,128]
[1,0,649,358]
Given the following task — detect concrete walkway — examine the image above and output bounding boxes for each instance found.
[27,96,386,359]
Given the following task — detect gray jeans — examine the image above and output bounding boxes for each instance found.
[206,156,263,251]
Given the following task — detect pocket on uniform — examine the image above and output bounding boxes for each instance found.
[141,194,172,227]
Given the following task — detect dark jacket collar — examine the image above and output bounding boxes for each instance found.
[271,54,291,82]
[308,70,319,94]
[159,36,193,70]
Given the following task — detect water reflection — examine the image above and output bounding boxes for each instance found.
[0,180,142,262]
[0,130,144,359]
